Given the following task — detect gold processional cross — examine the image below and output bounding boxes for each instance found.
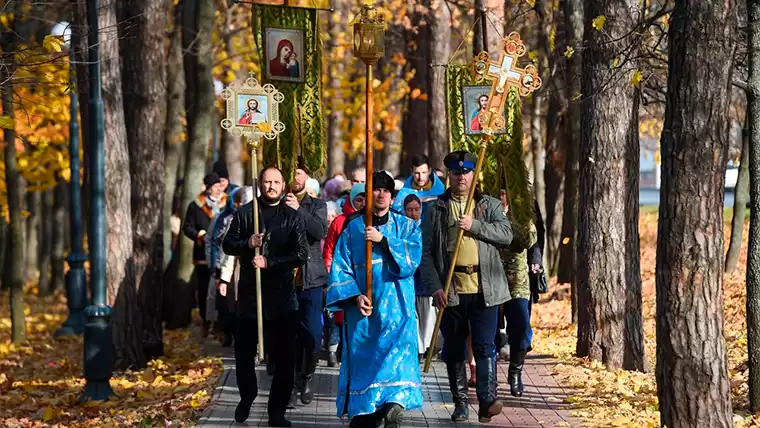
[471,32,542,133]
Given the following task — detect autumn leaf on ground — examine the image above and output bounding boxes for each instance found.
[592,15,606,31]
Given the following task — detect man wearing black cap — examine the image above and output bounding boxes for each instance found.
[182,172,228,336]
[419,150,514,423]
[213,159,240,195]
[284,156,329,407]
[325,171,424,428]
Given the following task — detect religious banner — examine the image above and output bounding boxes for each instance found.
[446,62,535,228]
[253,5,327,181]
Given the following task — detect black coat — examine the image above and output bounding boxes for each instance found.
[296,195,328,290]
[222,200,308,319]
[183,194,224,262]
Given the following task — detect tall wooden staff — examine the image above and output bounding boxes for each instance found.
[247,137,266,361]
[423,33,542,372]
[353,2,386,308]
[220,73,286,362]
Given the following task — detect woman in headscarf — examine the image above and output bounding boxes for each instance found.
[182,173,228,336]
[269,38,300,78]
[205,186,254,346]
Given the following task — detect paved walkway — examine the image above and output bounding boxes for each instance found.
[196,345,584,428]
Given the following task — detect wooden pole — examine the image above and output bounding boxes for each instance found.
[365,62,374,309]
[480,6,488,53]
[249,137,265,362]
[424,136,491,373]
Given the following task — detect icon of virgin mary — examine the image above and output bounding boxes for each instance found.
[269,39,300,78]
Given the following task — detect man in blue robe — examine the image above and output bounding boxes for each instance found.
[402,154,445,207]
[326,171,423,428]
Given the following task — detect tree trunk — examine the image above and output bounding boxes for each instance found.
[72,0,90,245]
[576,0,644,371]
[119,0,168,361]
[100,0,144,371]
[543,4,568,277]
[401,4,430,170]
[726,124,749,273]
[655,1,735,426]
[25,192,40,283]
[0,217,6,291]
[530,93,545,212]
[2,18,26,344]
[163,1,185,271]
[377,20,405,176]
[326,2,346,177]
[558,0,583,314]
[51,181,66,291]
[427,0,451,171]
[221,130,244,186]
[473,0,485,55]
[746,0,760,412]
[37,191,53,297]
[171,0,215,329]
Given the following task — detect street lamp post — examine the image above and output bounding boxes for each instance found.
[79,0,115,402]
[52,22,87,338]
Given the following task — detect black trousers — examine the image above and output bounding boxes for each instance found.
[194,265,211,324]
[440,293,499,362]
[235,308,298,417]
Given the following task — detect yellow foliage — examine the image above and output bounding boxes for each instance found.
[0,42,72,215]
[0,291,223,427]
[592,15,606,31]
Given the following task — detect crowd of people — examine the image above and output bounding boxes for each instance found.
[176,152,546,427]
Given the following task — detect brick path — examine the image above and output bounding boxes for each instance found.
[196,345,584,428]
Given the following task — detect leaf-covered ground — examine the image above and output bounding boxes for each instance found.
[532,212,755,427]
[0,292,222,427]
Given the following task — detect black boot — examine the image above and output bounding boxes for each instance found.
[383,403,404,428]
[349,413,382,428]
[445,362,469,422]
[235,398,254,423]
[508,349,526,397]
[327,351,338,367]
[475,357,503,423]
[288,387,298,409]
[301,351,318,404]
[267,414,292,427]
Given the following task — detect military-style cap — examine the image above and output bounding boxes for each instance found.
[444,150,478,173]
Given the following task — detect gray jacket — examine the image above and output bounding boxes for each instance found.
[419,190,513,307]
[297,194,329,290]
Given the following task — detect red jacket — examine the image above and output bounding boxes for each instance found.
[323,196,358,327]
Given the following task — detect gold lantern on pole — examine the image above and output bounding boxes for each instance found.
[352,2,385,310]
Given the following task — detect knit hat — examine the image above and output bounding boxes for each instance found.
[203,172,221,188]
[212,160,229,179]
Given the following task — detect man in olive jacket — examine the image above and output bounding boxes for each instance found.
[419,150,513,424]
[284,157,329,406]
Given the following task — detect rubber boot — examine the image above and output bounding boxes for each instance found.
[301,352,318,404]
[445,362,469,422]
[475,356,503,423]
[508,349,526,397]
[383,403,404,428]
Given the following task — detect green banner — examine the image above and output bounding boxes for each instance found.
[253,5,326,182]
[447,65,535,228]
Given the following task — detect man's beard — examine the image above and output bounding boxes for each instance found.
[290,181,305,194]
[261,191,281,204]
